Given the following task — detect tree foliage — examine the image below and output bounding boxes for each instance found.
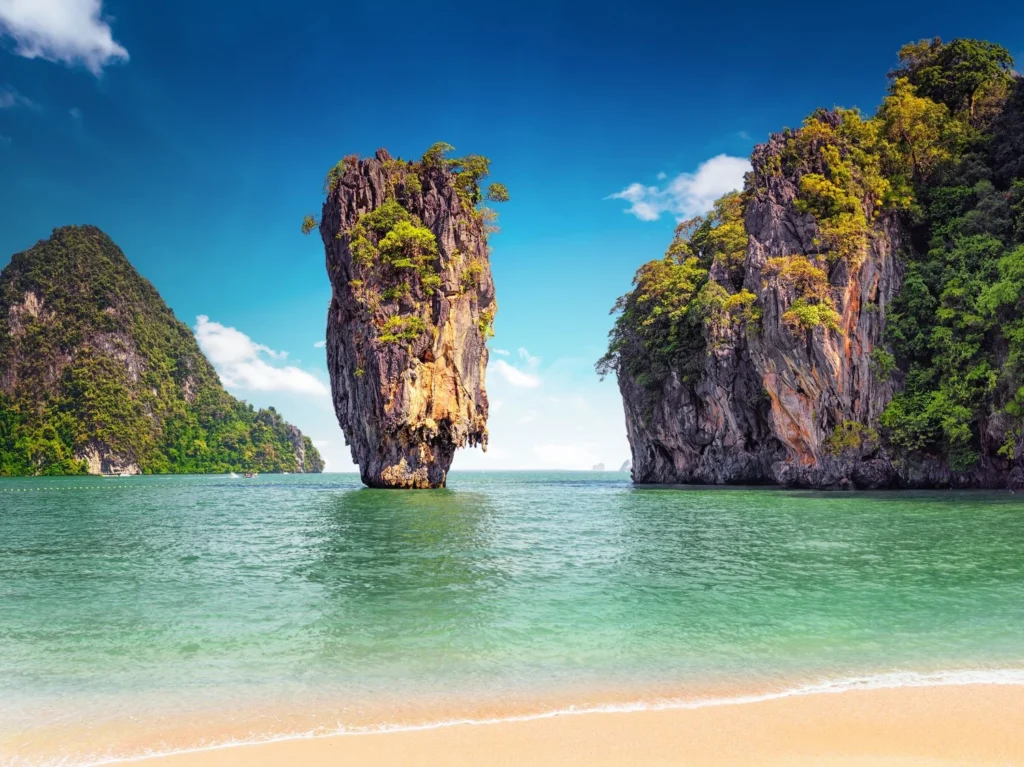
[890,37,1014,119]
[328,144,506,349]
[877,40,1023,469]
[485,182,510,203]
[602,37,1024,472]
[597,191,757,384]
[0,227,323,476]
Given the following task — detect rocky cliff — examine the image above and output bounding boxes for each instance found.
[0,226,323,476]
[602,39,1024,488]
[315,144,505,488]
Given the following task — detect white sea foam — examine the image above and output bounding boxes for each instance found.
[36,667,1020,767]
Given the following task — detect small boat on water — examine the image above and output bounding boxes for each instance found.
[102,472,128,478]
[243,472,258,479]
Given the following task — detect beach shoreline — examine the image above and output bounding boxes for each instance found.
[6,476,1024,767]
[7,679,1021,767]
[107,682,1024,766]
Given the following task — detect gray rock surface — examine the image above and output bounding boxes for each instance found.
[320,150,495,488]
[619,120,1020,489]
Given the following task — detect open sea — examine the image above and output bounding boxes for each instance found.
[2,471,1024,765]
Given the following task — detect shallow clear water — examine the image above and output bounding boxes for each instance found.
[2,472,1024,763]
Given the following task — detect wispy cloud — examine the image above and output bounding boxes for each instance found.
[313,340,326,349]
[491,348,510,356]
[456,351,630,471]
[517,347,539,367]
[608,154,751,222]
[193,315,328,397]
[490,347,542,389]
[492,360,541,388]
[0,85,38,109]
[0,0,129,75]
[68,106,81,120]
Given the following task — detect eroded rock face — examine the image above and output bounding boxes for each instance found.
[320,149,496,488]
[619,123,951,488]
[625,127,904,488]
[619,115,1024,489]
[286,424,325,474]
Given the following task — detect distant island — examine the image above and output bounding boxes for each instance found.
[0,226,322,476]
[307,143,506,488]
[592,462,605,471]
[600,38,1024,489]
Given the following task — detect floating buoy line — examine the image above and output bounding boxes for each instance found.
[0,480,244,492]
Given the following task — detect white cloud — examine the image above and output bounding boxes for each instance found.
[0,85,37,109]
[313,340,326,349]
[656,171,667,180]
[489,346,542,389]
[492,359,541,389]
[453,349,631,471]
[0,0,129,75]
[491,348,510,356]
[608,154,751,222]
[193,316,329,397]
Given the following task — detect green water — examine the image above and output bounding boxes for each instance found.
[2,472,1024,763]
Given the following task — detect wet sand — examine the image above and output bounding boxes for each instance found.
[131,684,1024,766]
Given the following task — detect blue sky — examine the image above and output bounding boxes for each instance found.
[1,0,1022,471]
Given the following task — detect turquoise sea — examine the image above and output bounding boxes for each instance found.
[2,472,1024,765]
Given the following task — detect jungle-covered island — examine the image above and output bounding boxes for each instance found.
[0,226,323,476]
[307,143,506,488]
[600,38,1024,488]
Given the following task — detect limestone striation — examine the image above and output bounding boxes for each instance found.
[316,145,504,488]
[602,43,1024,488]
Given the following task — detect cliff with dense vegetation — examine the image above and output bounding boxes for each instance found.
[601,38,1024,488]
[0,226,323,476]
[309,143,505,488]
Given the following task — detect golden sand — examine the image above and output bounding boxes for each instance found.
[123,684,1024,766]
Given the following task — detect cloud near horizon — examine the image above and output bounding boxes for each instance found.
[193,316,329,397]
[609,154,751,222]
[451,347,630,472]
[0,0,129,75]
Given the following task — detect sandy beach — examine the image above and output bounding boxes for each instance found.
[125,684,1024,767]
